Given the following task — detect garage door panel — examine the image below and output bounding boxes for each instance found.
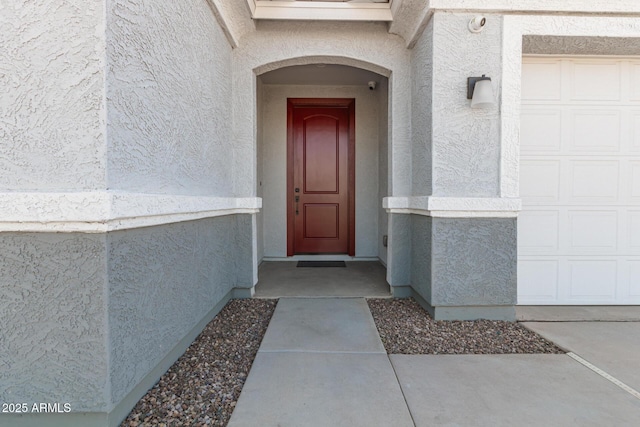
[522,61,561,101]
[568,260,617,301]
[520,160,560,202]
[569,161,619,202]
[521,109,562,152]
[517,260,559,302]
[631,112,640,151]
[629,261,640,298]
[631,63,640,100]
[520,57,640,305]
[571,110,621,152]
[631,162,640,198]
[570,61,621,101]
[629,212,640,250]
[568,211,618,252]
[518,211,559,252]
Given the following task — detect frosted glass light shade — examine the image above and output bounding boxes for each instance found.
[470,78,494,108]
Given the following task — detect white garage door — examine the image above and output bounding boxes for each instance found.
[518,56,640,305]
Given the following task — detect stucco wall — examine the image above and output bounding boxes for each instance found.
[431,218,517,307]
[1,1,256,420]
[256,78,265,262]
[207,0,255,46]
[387,213,411,287]
[0,215,253,416]
[108,215,251,405]
[260,84,382,258]
[0,234,108,411]
[431,13,502,197]
[104,1,254,405]
[106,0,234,196]
[377,79,389,265]
[410,214,432,299]
[411,17,434,196]
[409,216,517,319]
[0,0,106,191]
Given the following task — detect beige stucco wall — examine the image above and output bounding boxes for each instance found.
[260,84,384,258]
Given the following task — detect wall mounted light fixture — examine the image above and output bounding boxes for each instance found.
[467,75,495,108]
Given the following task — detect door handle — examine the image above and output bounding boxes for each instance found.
[295,195,299,215]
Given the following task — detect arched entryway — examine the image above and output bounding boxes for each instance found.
[256,61,390,261]
[254,60,391,295]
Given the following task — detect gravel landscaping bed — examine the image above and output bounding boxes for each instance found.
[121,299,277,427]
[368,298,563,354]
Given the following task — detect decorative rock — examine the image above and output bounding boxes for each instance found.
[367,298,563,355]
[120,299,277,427]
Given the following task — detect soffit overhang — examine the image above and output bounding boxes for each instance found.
[214,0,640,50]
[246,0,397,22]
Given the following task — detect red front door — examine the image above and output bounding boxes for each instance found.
[287,99,355,255]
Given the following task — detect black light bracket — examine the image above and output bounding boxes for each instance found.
[467,75,491,99]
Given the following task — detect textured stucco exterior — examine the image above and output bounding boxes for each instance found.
[1,0,255,425]
[387,213,411,289]
[1,216,252,419]
[108,216,253,404]
[377,79,390,266]
[409,216,517,320]
[0,0,106,191]
[405,11,516,318]
[431,218,517,306]
[431,13,502,197]
[259,84,384,259]
[411,17,434,196]
[256,78,265,263]
[410,215,432,300]
[107,0,235,196]
[0,234,109,411]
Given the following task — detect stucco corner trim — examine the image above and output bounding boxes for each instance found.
[0,192,261,233]
[383,196,521,218]
[205,0,240,48]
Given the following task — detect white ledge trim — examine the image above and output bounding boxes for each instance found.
[0,192,261,233]
[383,196,521,218]
[250,1,393,21]
[428,0,640,14]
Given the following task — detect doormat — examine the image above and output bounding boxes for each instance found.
[297,261,346,268]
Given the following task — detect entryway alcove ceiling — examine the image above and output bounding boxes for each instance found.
[259,63,384,86]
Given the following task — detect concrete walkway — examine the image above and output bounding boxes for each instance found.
[229,298,640,426]
[254,262,391,298]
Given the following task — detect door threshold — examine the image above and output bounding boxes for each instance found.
[262,255,380,262]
